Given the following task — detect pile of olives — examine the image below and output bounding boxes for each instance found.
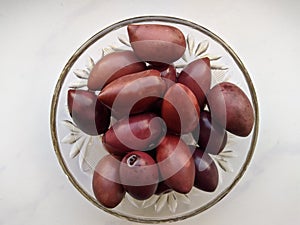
[67,24,254,208]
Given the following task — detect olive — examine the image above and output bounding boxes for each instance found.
[161,83,200,134]
[92,155,125,208]
[207,82,254,137]
[156,135,195,194]
[102,113,165,156]
[88,50,146,90]
[192,110,227,155]
[193,147,219,192]
[127,24,186,64]
[177,57,211,109]
[119,151,159,200]
[98,69,166,118]
[155,181,172,195]
[67,89,110,135]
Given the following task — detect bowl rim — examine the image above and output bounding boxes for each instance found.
[50,15,259,223]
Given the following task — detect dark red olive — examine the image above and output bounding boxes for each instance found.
[119,151,159,200]
[98,69,167,118]
[178,57,211,109]
[155,181,172,195]
[67,89,111,135]
[102,113,165,156]
[127,24,186,64]
[192,110,227,155]
[156,135,195,194]
[206,82,254,137]
[193,148,219,192]
[92,155,125,208]
[161,83,200,134]
[88,50,146,90]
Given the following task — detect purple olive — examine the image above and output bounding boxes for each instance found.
[156,135,195,194]
[127,24,186,64]
[102,113,165,156]
[155,181,172,195]
[207,82,254,137]
[193,148,219,192]
[119,151,159,200]
[98,69,167,118]
[192,110,227,155]
[178,58,211,109]
[88,50,146,90]
[67,89,111,135]
[92,155,125,208]
[161,83,200,134]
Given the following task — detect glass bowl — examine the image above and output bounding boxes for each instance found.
[50,16,259,223]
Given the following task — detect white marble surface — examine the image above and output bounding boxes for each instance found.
[1,0,300,224]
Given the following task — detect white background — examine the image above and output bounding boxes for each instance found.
[1,0,300,224]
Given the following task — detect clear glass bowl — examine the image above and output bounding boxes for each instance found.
[50,16,259,223]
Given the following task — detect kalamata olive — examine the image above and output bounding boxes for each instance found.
[207,82,254,137]
[119,151,159,200]
[92,155,125,208]
[102,113,165,156]
[161,83,200,134]
[156,135,195,194]
[127,24,186,64]
[87,50,146,91]
[98,69,167,118]
[67,89,111,135]
[192,147,219,192]
[192,110,227,155]
[177,58,211,109]
[155,180,172,195]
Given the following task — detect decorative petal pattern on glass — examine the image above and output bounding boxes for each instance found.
[211,64,229,70]
[132,191,192,213]
[86,56,95,72]
[69,136,85,158]
[200,53,222,61]
[176,193,191,205]
[194,40,209,57]
[155,193,168,212]
[118,35,131,47]
[187,34,195,56]
[219,150,238,159]
[167,193,178,213]
[100,36,132,57]
[73,69,90,79]
[78,136,93,172]
[61,120,92,171]
[177,35,227,74]
[212,155,234,173]
[126,194,140,208]
[61,133,82,144]
[61,120,81,133]
[69,79,88,89]
[108,45,127,52]
[102,47,115,57]
[141,195,159,209]
[69,57,94,89]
